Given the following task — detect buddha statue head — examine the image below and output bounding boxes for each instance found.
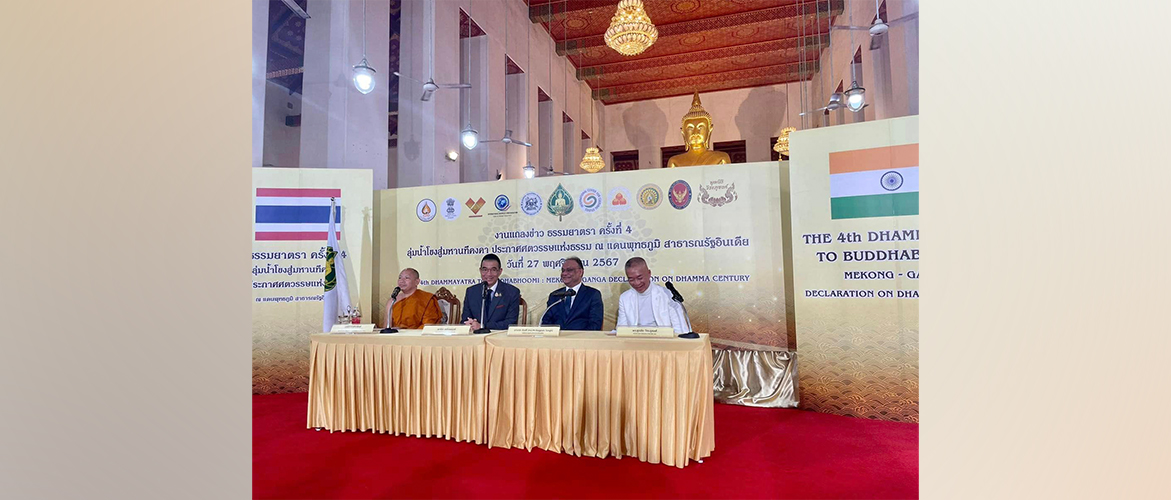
[681,91,713,153]
[667,90,730,167]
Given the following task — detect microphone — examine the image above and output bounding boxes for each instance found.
[380,286,403,333]
[537,288,577,327]
[665,281,684,303]
[663,282,699,338]
[473,281,492,334]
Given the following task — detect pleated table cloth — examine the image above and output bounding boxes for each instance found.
[484,331,715,468]
[307,332,487,444]
[307,331,715,468]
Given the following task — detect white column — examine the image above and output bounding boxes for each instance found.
[888,0,919,116]
[458,34,501,184]
[484,36,507,180]
[300,0,390,189]
[396,0,461,188]
[252,0,268,168]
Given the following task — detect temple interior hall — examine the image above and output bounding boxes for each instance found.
[253,0,918,184]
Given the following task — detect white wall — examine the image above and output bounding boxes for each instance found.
[397,0,600,183]
[804,0,919,127]
[601,83,803,169]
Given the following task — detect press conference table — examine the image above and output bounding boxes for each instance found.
[307,330,715,468]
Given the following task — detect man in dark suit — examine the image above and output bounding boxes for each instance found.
[461,254,521,332]
[540,256,604,330]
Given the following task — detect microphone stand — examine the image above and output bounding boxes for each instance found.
[666,282,700,339]
[538,291,574,327]
[380,288,401,333]
[474,283,492,334]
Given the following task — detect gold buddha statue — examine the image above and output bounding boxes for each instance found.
[667,91,731,168]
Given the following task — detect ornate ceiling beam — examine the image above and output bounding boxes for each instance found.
[592,61,816,104]
[554,1,843,56]
[577,32,829,80]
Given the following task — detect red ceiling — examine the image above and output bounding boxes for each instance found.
[527,0,842,104]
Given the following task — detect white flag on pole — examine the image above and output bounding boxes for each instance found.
[322,198,351,332]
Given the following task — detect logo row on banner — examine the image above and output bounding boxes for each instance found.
[415,179,741,223]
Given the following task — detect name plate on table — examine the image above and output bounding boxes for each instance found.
[422,324,472,336]
[616,326,676,338]
[506,326,561,337]
[330,323,377,334]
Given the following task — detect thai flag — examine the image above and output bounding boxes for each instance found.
[254,188,342,241]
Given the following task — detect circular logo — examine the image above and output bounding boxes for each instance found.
[441,197,461,220]
[881,171,904,191]
[579,188,602,213]
[520,192,543,216]
[638,184,662,210]
[416,198,436,222]
[608,186,632,211]
[668,180,692,210]
[494,194,510,211]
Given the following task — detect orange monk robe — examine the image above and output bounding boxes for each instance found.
[387,290,443,329]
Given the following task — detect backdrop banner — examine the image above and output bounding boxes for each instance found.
[252,168,372,394]
[788,116,920,422]
[375,162,790,353]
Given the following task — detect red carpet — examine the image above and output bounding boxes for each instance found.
[254,393,917,499]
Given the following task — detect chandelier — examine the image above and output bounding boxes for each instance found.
[579,146,605,173]
[604,0,658,56]
[773,127,796,156]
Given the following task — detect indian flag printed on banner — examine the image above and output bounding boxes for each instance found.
[829,144,919,219]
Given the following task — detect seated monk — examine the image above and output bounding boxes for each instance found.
[384,268,442,329]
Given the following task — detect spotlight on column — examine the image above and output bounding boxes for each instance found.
[523,161,536,179]
[844,81,866,112]
[460,124,479,150]
[445,150,459,162]
[353,58,376,94]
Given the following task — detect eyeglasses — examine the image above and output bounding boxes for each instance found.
[479,267,501,273]
[560,267,581,273]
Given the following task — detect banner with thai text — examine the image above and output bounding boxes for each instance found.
[252,168,372,394]
[375,162,789,351]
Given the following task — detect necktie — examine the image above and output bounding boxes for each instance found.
[483,287,492,321]
[564,290,572,314]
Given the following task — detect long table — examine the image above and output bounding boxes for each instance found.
[306,331,487,443]
[307,330,715,468]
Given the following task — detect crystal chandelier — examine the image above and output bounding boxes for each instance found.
[773,127,796,156]
[579,146,605,173]
[604,0,658,56]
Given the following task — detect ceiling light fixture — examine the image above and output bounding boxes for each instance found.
[579,146,604,173]
[523,161,536,179]
[352,0,376,94]
[445,150,459,162]
[844,81,865,111]
[773,127,796,156]
[460,125,479,149]
[604,0,658,56]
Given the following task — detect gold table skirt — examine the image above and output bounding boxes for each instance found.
[307,332,487,444]
[307,331,715,468]
[484,331,715,468]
